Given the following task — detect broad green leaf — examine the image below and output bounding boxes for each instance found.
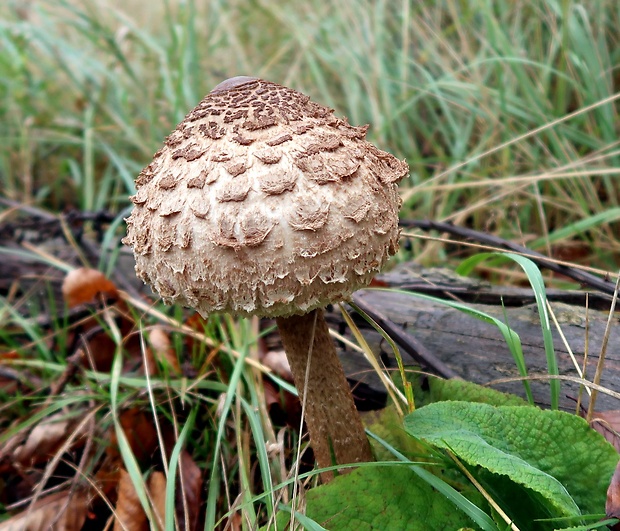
[424,376,529,407]
[276,465,477,531]
[365,406,427,462]
[367,431,497,530]
[405,402,618,517]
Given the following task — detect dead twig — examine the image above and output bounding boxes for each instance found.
[402,219,617,296]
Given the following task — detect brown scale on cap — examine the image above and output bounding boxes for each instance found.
[123,77,408,318]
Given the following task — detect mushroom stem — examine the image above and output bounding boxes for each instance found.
[276,309,373,481]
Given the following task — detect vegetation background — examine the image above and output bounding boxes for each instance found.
[2,0,619,272]
[1,0,619,529]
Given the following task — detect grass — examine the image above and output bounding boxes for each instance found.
[1,0,620,528]
[1,0,619,272]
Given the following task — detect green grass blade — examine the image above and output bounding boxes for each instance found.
[204,340,249,530]
[110,348,156,523]
[457,252,559,409]
[276,505,328,531]
[383,288,535,405]
[240,397,275,522]
[166,405,198,531]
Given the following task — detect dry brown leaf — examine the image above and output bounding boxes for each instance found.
[62,267,118,308]
[114,470,169,531]
[183,313,211,361]
[78,329,142,374]
[60,268,140,373]
[107,409,159,464]
[0,490,89,531]
[368,277,390,288]
[149,326,181,375]
[140,345,158,378]
[148,472,167,530]
[114,469,148,531]
[183,313,209,335]
[178,450,202,531]
[0,376,17,395]
[227,512,243,531]
[262,377,302,428]
[0,356,36,395]
[82,332,119,373]
[93,453,122,501]
[263,379,283,410]
[607,460,620,519]
[589,410,620,453]
[13,413,87,467]
[262,349,291,380]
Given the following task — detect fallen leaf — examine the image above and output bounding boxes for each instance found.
[0,376,17,395]
[148,471,167,531]
[0,359,38,395]
[81,331,119,373]
[263,379,283,410]
[119,408,159,463]
[263,378,301,428]
[75,318,143,373]
[183,312,217,362]
[177,450,202,531]
[114,469,148,531]
[227,512,243,531]
[0,490,89,531]
[114,470,168,531]
[262,349,291,380]
[368,277,390,287]
[148,326,181,375]
[13,413,87,468]
[184,313,209,332]
[588,410,620,453]
[93,453,122,501]
[608,460,620,519]
[60,268,141,373]
[62,267,118,308]
[159,431,203,531]
[107,409,159,464]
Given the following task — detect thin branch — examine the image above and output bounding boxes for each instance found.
[402,219,617,296]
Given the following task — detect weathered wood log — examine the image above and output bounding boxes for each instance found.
[333,263,620,412]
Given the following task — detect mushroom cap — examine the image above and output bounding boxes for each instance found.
[123,78,408,318]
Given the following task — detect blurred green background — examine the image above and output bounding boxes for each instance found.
[1,0,619,270]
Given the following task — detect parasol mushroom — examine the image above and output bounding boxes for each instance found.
[123,76,408,480]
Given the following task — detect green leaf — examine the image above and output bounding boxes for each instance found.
[276,465,478,531]
[424,376,530,407]
[365,406,427,462]
[404,402,618,517]
[367,431,497,531]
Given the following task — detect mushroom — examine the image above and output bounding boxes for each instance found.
[123,76,408,480]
